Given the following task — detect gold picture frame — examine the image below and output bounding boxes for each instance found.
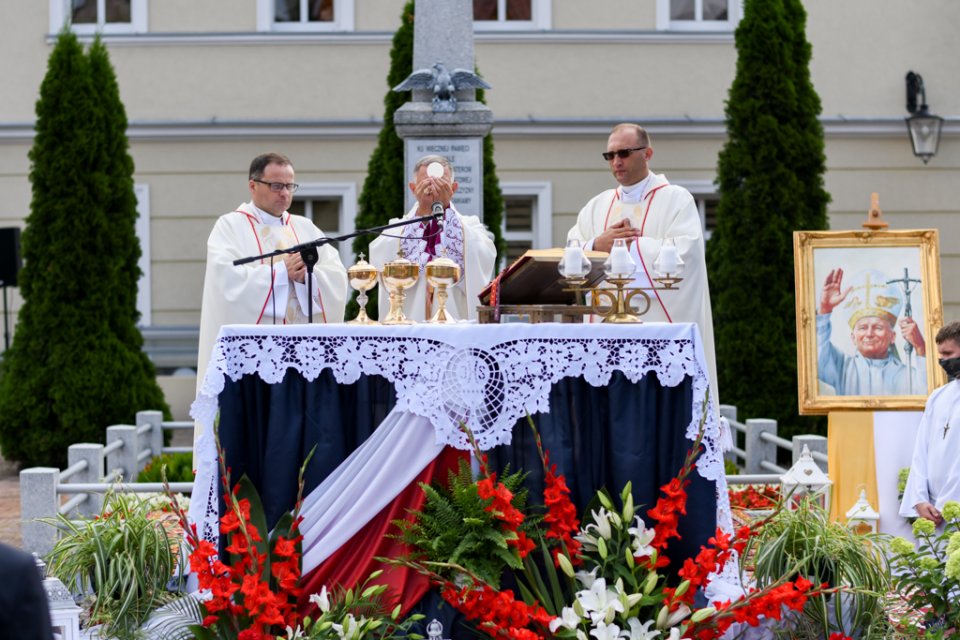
[794,229,944,414]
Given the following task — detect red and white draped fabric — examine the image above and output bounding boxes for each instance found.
[188,323,728,614]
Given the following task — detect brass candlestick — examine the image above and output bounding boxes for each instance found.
[591,276,651,323]
[346,253,379,325]
[381,253,420,325]
[425,253,461,323]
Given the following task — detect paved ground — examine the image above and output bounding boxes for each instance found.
[0,470,21,548]
[0,427,195,552]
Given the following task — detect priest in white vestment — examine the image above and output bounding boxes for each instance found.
[196,153,348,443]
[369,155,496,322]
[567,123,718,405]
[899,322,960,524]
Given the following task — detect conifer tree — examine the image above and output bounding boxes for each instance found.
[0,32,169,468]
[351,0,505,318]
[707,0,829,438]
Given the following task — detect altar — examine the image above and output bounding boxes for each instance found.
[188,322,732,614]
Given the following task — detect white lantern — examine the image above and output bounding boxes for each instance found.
[35,554,82,640]
[779,444,833,513]
[845,489,880,535]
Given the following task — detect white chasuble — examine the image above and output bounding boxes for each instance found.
[568,173,719,406]
[369,206,496,322]
[195,203,347,443]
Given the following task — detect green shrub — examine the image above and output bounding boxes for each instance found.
[706,0,828,439]
[0,32,169,468]
[137,452,194,483]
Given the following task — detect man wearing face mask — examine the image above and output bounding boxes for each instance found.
[899,321,960,524]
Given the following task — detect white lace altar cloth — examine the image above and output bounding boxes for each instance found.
[188,323,735,582]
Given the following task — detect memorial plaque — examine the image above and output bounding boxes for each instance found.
[405,137,484,218]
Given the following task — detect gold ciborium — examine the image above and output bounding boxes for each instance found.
[381,252,420,324]
[425,253,461,323]
[347,253,379,325]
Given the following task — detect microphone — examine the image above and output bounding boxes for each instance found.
[431,201,444,217]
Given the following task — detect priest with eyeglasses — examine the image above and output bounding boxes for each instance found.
[196,152,347,443]
[567,123,718,404]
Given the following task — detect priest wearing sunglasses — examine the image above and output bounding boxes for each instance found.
[567,123,718,404]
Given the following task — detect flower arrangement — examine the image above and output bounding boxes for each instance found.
[280,571,424,640]
[391,449,533,586]
[392,411,841,640]
[728,484,781,511]
[889,501,960,635]
[170,463,306,639]
[42,489,183,640]
[745,495,890,638]
[162,441,422,640]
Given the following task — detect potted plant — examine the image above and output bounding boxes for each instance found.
[745,495,890,638]
[888,502,960,636]
[42,490,183,639]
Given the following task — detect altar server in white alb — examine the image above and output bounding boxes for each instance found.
[369,154,496,321]
[900,321,960,524]
[197,153,348,429]
[567,123,718,401]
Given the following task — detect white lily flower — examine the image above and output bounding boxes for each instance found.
[628,516,656,557]
[577,631,589,640]
[665,604,692,628]
[575,566,600,589]
[575,529,600,552]
[624,592,644,608]
[585,508,615,540]
[622,618,661,640]
[589,621,622,640]
[577,578,625,624]
[550,606,582,632]
[309,585,331,613]
[668,628,681,640]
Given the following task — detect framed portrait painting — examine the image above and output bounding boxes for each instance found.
[794,229,944,414]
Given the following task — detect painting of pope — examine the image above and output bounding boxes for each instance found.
[815,256,926,396]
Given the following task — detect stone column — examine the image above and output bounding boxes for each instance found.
[393,0,493,219]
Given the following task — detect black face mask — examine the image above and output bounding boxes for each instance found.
[939,356,960,380]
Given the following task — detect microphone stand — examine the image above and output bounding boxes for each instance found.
[233,211,446,323]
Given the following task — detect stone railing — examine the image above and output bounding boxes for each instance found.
[720,404,828,485]
[19,410,194,556]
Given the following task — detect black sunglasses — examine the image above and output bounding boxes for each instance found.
[602,147,647,161]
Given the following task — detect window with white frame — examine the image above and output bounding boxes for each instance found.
[498,182,552,269]
[656,0,742,31]
[673,179,719,239]
[473,0,551,31]
[134,184,151,326]
[257,0,354,32]
[288,183,357,267]
[50,0,147,34]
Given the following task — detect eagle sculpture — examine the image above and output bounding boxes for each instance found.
[394,61,491,113]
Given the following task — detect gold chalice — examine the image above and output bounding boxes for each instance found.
[381,253,420,324]
[347,253,379,324]
[425,253,461,323]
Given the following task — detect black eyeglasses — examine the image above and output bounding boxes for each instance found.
[253,179,300,193]
[602,147,647,161]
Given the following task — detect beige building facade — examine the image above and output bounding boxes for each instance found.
[1,0,958,359]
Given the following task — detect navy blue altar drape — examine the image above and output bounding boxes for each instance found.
[216,368,715,567]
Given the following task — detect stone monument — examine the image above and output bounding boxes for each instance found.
[393,0,493,218]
